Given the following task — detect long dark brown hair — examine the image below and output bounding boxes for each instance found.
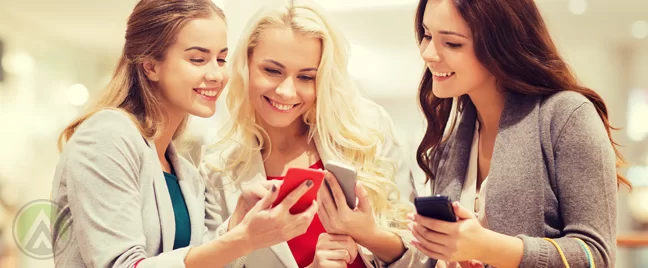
[414,0,630,188]
[58,0,225,151]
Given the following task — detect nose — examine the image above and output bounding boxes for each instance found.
[205,62,224,83]
[276,77,297,99]
[421,41,441,63]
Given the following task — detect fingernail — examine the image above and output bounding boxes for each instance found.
[306,180,313,187]
[271,185,277,192]
[407,213,415,220]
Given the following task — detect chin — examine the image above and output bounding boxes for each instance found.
[432,87,460,99]
[258,114,301,129]
[190,107,217,118]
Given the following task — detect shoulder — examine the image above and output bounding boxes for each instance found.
[199,138,247,181]
[65,109,147,154]
[539,91,600,142]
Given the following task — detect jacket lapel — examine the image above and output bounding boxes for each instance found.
[167,144,204,245]
[433,100,477,202]
[147,141,176,252]
[484,93,546,236]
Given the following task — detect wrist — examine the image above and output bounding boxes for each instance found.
[225,224,255,256]
[229,197,248,231]
[353,224,384,246]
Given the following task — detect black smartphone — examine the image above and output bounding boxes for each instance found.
[414,195,457,222]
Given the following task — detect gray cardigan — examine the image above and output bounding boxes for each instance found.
[51,110,217,268]
[429,91,617,267]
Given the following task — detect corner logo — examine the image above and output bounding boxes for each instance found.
[12,199,72,259]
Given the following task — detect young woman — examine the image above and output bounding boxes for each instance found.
[200,1,419,267]
[409,0,628,267]
[51,1,318,267]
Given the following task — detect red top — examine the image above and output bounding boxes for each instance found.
[267,160,367,268]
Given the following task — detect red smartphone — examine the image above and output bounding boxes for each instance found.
[271,167,325,214]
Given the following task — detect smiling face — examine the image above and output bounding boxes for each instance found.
[419,0,495,98]
[247,27,322,129]
[146,14,229,118]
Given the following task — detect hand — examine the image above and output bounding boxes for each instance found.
[235,180,319,251]
[308,233,359,268]
[458,260,485,268]
[229,180,283,230]
[317,172,379,240]
[409,202,487,263]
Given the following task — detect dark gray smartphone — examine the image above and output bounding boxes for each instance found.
[324,160,358,209]
[414,195,457,222]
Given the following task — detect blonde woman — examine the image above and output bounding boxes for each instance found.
[200,1,418,267]
[51,1,319,267]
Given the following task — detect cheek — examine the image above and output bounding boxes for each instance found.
[298,84,317,106]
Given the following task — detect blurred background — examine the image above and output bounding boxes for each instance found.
[0,0,647,267]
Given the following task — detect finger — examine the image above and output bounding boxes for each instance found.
[320,182,338,214]
[414,214,455,235]
[326,234,354,242]
[295,200,318,227]
[409,221,450,245]
[410,223,450,257]
[262,180,283,190]
[322,249,352,263]
[318,198,333,232]
[250,184,279,213]
[355,181,370,213]
[319,259,347,268]
[411,240,447,261]
[324,171,349,210]
[452,202,476,220]
[278,179,314,210]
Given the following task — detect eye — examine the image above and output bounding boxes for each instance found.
[217,59,227,64]
[190,59,205,63]
[423,33,432,41]
[446,42,462,48]
[264,68,282,75]
[298,75,315,81]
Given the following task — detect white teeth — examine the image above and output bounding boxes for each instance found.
[198,89,218,96]
[432,71,454,77]
[269,99,294,111]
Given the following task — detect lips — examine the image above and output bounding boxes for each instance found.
[264,96,299,111]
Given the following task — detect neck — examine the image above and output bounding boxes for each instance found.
[468,82,506,135]
[153,110,186,166]
[257,115,309,155]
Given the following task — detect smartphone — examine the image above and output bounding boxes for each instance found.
[414,195,457,222]
[324,160,358,209]
[272,167,326,214]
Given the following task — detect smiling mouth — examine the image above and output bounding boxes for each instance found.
[264,96,299,111]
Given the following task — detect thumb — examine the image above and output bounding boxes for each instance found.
[355,182,372,213]
[452,201,476,220]
[251,184,279,213]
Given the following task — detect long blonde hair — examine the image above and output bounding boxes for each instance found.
[206,0,410,229]
[57,0,225,151]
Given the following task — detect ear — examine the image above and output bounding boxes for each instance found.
[142,58,161,82]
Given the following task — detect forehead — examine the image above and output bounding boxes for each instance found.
[422,0,471,35]
[173,15,227,49]
[252,27,322,68]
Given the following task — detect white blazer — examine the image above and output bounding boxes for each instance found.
[200,113,422,268]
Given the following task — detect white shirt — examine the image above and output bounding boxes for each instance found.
[458,121,488,227]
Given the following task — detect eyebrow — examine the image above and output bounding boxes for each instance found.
[423,24,467,38]
[264,59,318,72]
[184,47,229,53]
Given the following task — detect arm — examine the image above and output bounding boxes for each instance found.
[61,111,255,268]
[199,152,247,268]
[362,128,420,267]
[515,103,617,267]
[60,111,193,267]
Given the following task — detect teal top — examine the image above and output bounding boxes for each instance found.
[163,169,191,249]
